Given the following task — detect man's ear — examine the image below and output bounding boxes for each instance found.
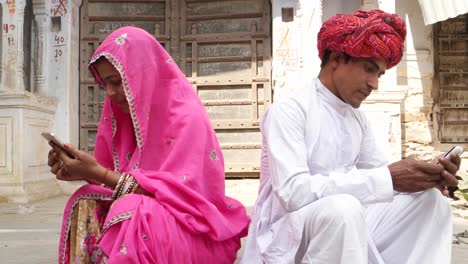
[329,52,342,68]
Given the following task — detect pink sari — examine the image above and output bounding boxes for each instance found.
[58,27,249,264]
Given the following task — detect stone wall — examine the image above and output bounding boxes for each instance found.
[397,1,467,180]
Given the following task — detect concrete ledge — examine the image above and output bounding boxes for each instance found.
[0,179,62,203]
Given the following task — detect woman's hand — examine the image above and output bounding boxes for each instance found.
[48,143,105,184]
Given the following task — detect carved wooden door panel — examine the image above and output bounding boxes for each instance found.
[79,0,170,155]
[79,0,272,177]
[435,14,468,143]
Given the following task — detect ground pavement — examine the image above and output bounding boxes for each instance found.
[1,179,467,263]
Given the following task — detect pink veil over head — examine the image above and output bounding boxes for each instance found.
[90,27,249,241]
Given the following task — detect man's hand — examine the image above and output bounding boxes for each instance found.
[433,153,461,196]
[388,158,446,193]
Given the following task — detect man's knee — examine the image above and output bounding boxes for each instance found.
[305,194,365,228]
[420,188,451,216]
[295,195,367,263]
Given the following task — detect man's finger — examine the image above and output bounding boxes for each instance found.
[425,171,444,182]
[449,153,462,170]
[437,157,459,174]
[441,170,458,186]
[420,181,438,191]
[420,162,444,174]
[435,184,448,197]
[442,189,449,197]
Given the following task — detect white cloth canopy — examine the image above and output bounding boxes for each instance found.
[418,0,468,25]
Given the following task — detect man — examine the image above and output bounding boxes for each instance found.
[241,9,461,264]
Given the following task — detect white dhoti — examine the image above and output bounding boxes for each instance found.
[292,189,452,264]
[366,189,452,264]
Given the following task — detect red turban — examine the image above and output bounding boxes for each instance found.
[318,9,406,69]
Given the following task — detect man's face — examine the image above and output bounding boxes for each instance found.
[330,56,387,108]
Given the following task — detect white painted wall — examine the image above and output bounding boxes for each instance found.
[322,0,361,21]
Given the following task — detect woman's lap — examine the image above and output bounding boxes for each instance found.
[64,193,240,264]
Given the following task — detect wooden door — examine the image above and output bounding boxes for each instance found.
[79,0,272,177]
[434,14,468,143]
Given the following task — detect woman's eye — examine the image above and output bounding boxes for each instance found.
[110,80,122,86]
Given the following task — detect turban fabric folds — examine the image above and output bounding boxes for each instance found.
[318,9,406,69]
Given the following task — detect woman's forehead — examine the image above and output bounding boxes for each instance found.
[94,58,118,73]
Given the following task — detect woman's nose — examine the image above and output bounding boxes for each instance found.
[105,86,116,97]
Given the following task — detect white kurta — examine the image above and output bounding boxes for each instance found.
[240,78,452,264]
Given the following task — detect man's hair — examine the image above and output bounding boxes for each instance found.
[320,50,351,68]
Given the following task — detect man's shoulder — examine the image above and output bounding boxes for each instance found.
[271,79,319,109]
[348,107,370,132]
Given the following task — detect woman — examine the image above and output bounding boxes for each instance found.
[48,27,249,263]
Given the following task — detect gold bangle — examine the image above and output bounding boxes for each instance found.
[125,177,139,194]
[120,175,134,196]
[112,173,126,199]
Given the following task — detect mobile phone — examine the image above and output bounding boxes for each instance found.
[41,132,75,158]
[443,145,464,160]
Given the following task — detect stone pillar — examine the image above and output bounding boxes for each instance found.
[47,0,81,146]
[0,0,61,203]
[44,0,82,194]
[32,0,48,95]
[2,0,23,91]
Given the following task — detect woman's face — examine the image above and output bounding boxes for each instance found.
[94,58,130,113]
